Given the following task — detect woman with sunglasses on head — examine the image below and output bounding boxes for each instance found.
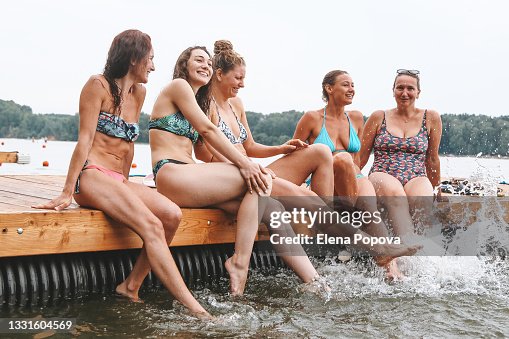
[293,70,404,278]
[359,69,442,237]
[33,30,210,318]
[196,42,421,274]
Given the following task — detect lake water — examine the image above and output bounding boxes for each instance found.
[1,138,509,337]
[1,138,508,182]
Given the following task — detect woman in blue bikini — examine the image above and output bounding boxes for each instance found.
[34,30,210,317]
[294,70,376,210]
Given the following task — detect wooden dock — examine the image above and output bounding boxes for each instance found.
[0,175,269,258]
[0,152,18,163]
[1,175,508,259]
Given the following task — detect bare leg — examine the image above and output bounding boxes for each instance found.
[156,162,272,295]
[215,195,318,285]
[74,170,208,317]
[115,180,181,302]
[404,177,434,233]
[268,144,334,197]
[332,153,359,207]
[356,178,403,279]
[369,172,414,237]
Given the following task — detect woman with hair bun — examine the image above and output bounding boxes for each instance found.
[34,30,210,317]
[196,40,422,276]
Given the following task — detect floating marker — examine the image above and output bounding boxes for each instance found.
[42,161,49,167]
[131,163,137,168]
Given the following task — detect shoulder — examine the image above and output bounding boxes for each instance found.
[425,109,441,122]
[366,110,385,124]
[300,109,322,123]
[347,110,365,124]
[85,74,108,91]
[132,83,146,100]
[164,78,192,94]
[229,96,245,115]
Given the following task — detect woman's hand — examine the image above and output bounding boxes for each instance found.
[280,139,308,154]
[32,192,73,211]
[238,160,270,194]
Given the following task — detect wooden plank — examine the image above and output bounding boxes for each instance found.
[0,177,64,194]
[0,208,254,258]
[1,175,65,188]
[0,152,18,163]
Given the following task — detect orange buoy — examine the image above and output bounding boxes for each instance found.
[42,161,49,167]
[131,163,137,168]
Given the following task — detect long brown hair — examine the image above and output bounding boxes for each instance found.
[103,29,152,114]
[173,46,211,115]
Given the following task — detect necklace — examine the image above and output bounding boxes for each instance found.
[399,109,417,123]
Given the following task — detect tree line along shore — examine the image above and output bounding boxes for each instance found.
[1,99,508,157]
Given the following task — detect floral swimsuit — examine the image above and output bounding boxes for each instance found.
[369,110,429,186]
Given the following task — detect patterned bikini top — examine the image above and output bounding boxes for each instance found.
[96,111,139,142]
[213,98,248,145]
[148,111,199,144]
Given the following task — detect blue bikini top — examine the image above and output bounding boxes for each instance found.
[313,107,361,153]
[148,111,199,144]
[96,111,140,142]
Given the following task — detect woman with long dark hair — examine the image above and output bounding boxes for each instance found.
[34,30,209,317]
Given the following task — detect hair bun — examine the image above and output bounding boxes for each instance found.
[214,40,233,55]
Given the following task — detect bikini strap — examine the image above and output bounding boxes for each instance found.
[227,101,242,122]
[322,107,327,127]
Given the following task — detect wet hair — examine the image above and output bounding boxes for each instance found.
[103,29,152,114]
[393,73,421,92]
[172,46,211,115]
[212,40,246,74]
[322,70,349,102]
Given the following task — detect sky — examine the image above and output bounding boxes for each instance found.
[1,0,508,117]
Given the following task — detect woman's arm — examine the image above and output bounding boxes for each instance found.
[170,79,268,192]
[193,103,230,163]
[123,84,146,177]
[359,110,383,170]
[293,111,316,143]
[425,109,442,188]
[34,76,104,210]
[232,98,305,158]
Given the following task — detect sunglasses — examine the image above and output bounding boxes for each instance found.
[397,69,420,76]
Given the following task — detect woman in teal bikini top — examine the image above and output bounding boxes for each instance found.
[312,107,361,154]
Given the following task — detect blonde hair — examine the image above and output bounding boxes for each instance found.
[212,40,245,73]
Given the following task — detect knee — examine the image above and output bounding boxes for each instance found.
[310,144,333,164]
[333,153,354,171]
[161,205,182,237]
[262,173,273,196]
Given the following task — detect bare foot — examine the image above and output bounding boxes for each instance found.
[299,275,332,297]
[194,310,214,321]
[383,259,405,281]
[225,255,249,296]
[115,282,143,303]
[374,243,422,261]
